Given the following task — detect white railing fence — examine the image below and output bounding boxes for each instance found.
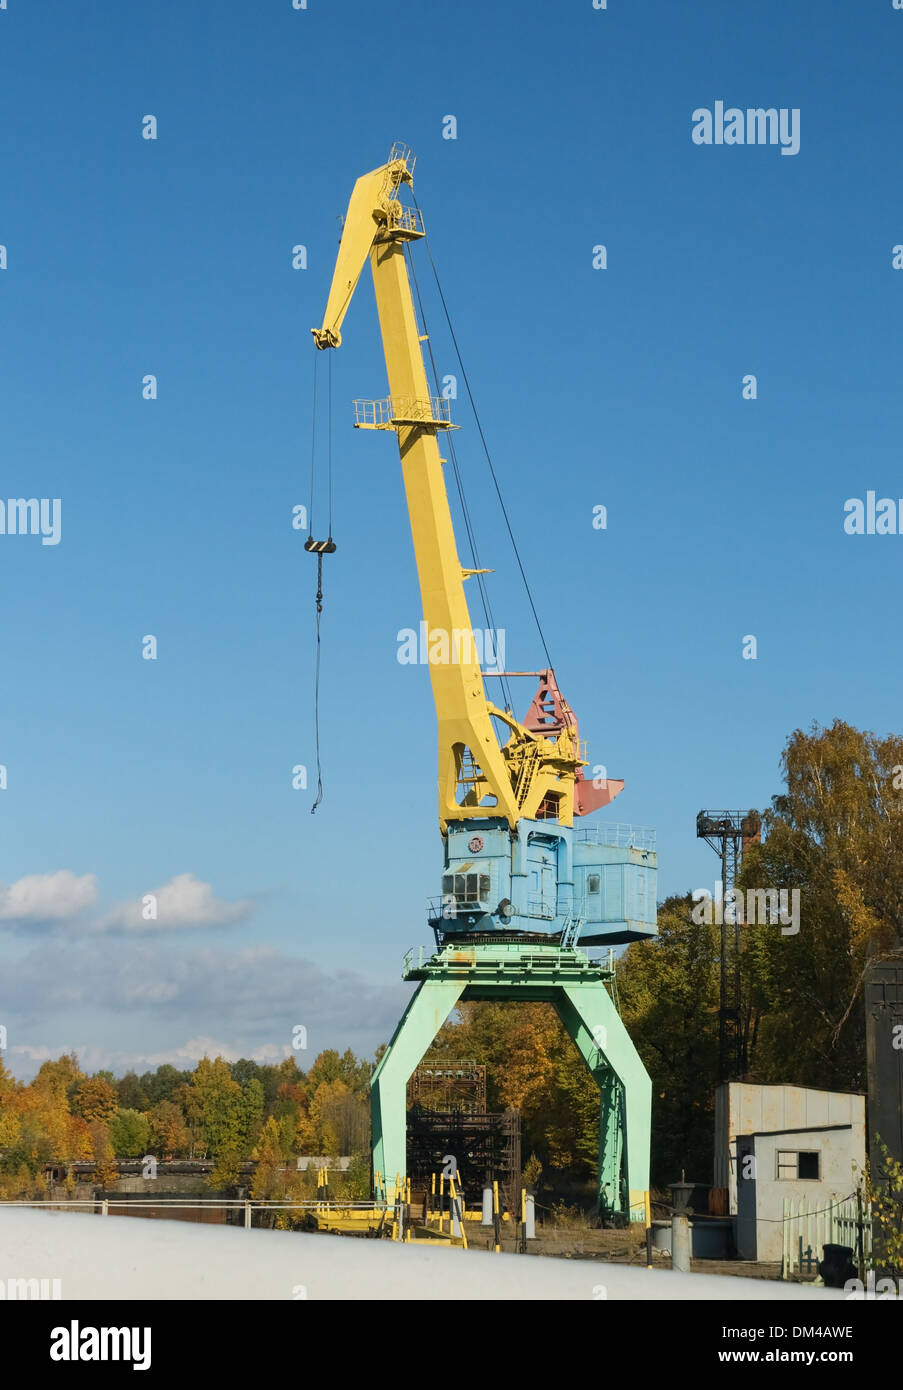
[782,1191,872,1278]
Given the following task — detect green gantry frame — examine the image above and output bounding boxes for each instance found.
[370,942,651,1221]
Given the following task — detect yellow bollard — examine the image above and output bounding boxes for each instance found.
[644,1190,653,1269]
[449,1176,467,1250]
[493,1180,500,1253]
[439,1172,445,1232]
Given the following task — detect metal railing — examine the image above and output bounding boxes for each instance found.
[388,140,416,171]
[353,395,452,428]
[575,822,656,851]
[403,943,612,976]
[388,204,424,236]
[1,1198,385,1227]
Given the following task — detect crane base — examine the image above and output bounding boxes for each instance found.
[370,941,651,1221]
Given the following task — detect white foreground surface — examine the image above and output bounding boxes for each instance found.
[0,1208,847,1300]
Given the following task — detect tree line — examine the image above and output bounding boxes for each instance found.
[0,1049,371,1200]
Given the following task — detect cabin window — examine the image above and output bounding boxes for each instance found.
[442,872,490,906]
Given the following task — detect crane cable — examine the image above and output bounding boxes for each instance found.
[306,347,336,815]
[404,242,514,718]
[412,193,555,674]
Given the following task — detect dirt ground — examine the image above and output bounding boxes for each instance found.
[483,1219,784,1281]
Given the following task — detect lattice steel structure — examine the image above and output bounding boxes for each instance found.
[696,809,761,1082]
[408,1060,486,1114]
[407,1107,521,1214]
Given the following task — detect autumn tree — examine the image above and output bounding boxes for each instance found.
[739,719,903,1090]
[73,1076,118,1124]
[250,1116,286,1223]
[147,1099,190,1158]
[305,1049,371,1095]
[88,1120,117,1188]
[34,1053,84,1107]
[429,1000,601,1182]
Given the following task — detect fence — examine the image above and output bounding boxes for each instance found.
[574,823,656,851]
[782,1192,872,1278]
[0,1199,381,1228]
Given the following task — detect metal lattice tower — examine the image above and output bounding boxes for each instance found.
[696,810,761,1082]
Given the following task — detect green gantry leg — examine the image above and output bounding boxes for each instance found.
[556,983,651,1221]
[370,973,465,1204]
[371,943,651,1220]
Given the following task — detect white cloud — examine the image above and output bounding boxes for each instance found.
[0,870,97,925]
[0,941,412,1079]
[6,1037,290,1074]
[95,873,253,934]
[136,1037,290,1067]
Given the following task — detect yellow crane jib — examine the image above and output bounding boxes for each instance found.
[311,144,607,837]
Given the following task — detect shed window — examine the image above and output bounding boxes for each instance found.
[777,1150,820,1180]
[587,874,601,894]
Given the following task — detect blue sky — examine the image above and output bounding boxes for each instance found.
[0,0,900,1077]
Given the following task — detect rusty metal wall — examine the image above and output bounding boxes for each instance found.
[865,956,903,1172]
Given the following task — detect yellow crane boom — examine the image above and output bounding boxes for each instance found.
[313,145,591,833]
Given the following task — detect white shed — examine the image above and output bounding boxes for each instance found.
[714,1082,866,1262]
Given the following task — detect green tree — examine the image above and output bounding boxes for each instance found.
[116,1072,148,1111]
[617,895,720,1185]
[870,1142,903,1277]
[239,1078,265,1151]
[139,1065,191,1106]
[230,1059,263,1089]
[183,1058,247,1183]
[109,1108,150,1158]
